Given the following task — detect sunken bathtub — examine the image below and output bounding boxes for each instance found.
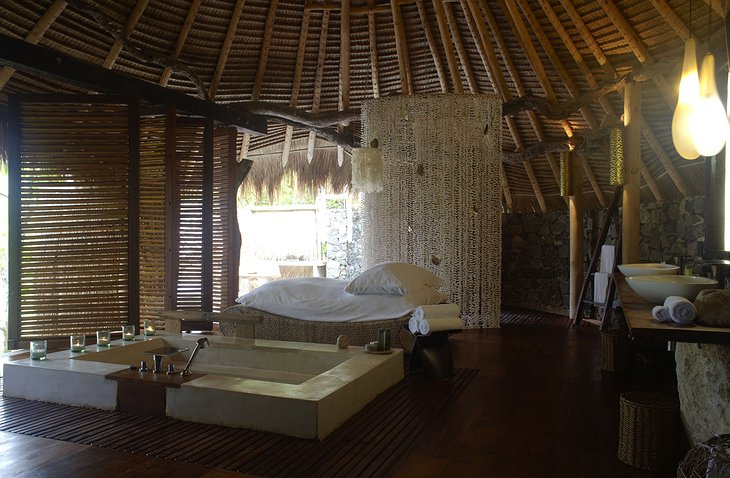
[3,335,404,439]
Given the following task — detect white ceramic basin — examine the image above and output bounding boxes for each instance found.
[625,274,718,304]
[617,263,679,277]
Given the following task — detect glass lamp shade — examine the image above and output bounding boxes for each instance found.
[690,53,727,157]
[672,37,701,160]
[351,147,383,193]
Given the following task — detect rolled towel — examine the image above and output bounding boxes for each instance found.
[664,295,697,324]
[651,305,671,323]
[413,303,461,322]
[418,316,464,335]
[408,316,420,334]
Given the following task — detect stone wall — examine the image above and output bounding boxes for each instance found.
[502,196,706,315]
[324,200,362,280]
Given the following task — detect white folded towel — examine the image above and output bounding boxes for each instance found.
[594,272,610,304]
[664,295,697,324]
[413,304,461,322]
[418,316,464,335]
[651,305,671,323]
[408,316,420,334]
[599,245,615,273]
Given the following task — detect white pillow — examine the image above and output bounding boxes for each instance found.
[345,262,443,295]
[404,286,449,306]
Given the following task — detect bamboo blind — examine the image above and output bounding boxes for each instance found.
[212,127,237,311]
[139,114,167,326]
[9,96,139,340]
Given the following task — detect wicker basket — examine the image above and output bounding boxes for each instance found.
[617,391,681,472]
[677,434,730,478]
[601,330,630,373]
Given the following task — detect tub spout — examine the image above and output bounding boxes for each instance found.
[181,337,209,376]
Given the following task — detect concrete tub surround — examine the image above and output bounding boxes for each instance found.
[3,335,404,439]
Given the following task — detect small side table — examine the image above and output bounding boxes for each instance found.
[408,329,460,379]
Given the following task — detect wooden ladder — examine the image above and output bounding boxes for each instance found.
[573,186,623,328]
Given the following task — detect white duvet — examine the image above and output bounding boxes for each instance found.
[235,277,446,322]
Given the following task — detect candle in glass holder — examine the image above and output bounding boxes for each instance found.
[70,334,86,353]
[96,330,111,347]
[30,340,47,360]
[143,320,156,337]
[122,325,136,341]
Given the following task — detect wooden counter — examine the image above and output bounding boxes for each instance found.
[615,273,730,344]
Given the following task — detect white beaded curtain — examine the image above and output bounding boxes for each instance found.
[360,94,502,328]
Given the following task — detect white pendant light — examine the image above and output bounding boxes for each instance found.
[690,53,727,157]
[672,37,701,160]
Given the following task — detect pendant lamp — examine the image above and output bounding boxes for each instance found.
[691,53,727,157]
[672,37,701,160]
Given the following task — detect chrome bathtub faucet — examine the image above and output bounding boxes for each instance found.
[181,337,209,376]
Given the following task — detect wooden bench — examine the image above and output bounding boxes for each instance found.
[157,310,263,338]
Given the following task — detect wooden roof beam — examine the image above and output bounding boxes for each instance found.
[209,0,247,100]
[443,2,476,94]
[538,0,662,202]
[240,0,278,159]
[430,0,460,92]
[337,0,351,167]
[367,0,381,98]
[464,0,547,212]
[102,0,149,69]
[650,0,690,40]
[159,0,201,87]
[390,0,412,95]
[282,10,311,167]
[702,0,729,18]
[598,0,675,106]
[307,11,331,162]
[0,0,67,91]
[305,1,413,14]
[502,0,606,206]
[0,33,267,134]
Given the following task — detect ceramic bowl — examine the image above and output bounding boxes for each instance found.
[625,274,718,304]
[617,263,679,277]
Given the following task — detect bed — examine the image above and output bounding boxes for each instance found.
[221,263,448,349]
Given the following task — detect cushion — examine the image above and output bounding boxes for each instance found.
[694,289,730,327]
[345,262,443,295]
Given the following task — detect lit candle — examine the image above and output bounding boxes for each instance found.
[96,330,111,347]
[143,320,156,337]
[30,340,47,360]
[122,325,136,341]
[70,335,86,353]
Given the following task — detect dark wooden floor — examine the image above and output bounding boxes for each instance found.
[1,313,685,477]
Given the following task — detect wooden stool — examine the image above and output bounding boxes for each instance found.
[409,330,459,379]
[617,391,681,471]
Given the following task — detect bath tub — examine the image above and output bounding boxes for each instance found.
[3,335,404,439]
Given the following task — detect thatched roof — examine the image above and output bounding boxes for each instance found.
[0,0,722,211]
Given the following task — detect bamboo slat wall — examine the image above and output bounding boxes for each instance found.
[9,97,138,340]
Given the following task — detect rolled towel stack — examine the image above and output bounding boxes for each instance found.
[664,295,697,324]
[411,304,462,336]
[651,305,671,323]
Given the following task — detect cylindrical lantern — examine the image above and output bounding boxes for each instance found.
[560,151,572,197]
[609,126,625,185]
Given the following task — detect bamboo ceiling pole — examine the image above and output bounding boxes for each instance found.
[417,0,448,93]
[650,0,690,40]
[102,0,149,69]
[569,153,584,319]
[540,0,664,201]
[336,0,351,167]
[623,82,642,264]
[701,0,728,18]
[367,0,381,98]
[463,0,546,211]
[159,0,201,87]
[307,11,330,162]
[430,0,460,93]
[0,0,67,91]
[282,10,311,167]
[443,2,475,93]
[598,0,674,106]
[390,0,412,95]
[499,162,514,211]
[240,0,278,160]
[209,0,247,99]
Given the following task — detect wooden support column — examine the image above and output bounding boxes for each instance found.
[623,82,642,264]
[569,153,584,319]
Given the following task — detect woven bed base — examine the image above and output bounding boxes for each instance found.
[221,305,415,350]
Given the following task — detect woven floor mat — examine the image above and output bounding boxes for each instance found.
[0,368,477,477]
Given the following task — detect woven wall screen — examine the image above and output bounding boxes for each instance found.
[361,94,502,328]
[8,96,140,340]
